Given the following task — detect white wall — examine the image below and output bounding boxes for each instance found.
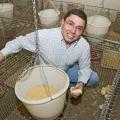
[55,0,120,10]
[104,0,120,10]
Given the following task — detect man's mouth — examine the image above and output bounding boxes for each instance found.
[67,33,74,40]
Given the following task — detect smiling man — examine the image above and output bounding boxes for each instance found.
[61,13,85,45]
[0,9,99,98]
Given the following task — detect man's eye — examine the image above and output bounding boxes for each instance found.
[68,22,73,26]
[77,27,83,32]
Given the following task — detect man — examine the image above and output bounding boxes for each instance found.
[0,9,99,98]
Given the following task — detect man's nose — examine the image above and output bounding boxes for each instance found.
[71,27,76,33]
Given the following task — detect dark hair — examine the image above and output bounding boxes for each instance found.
[63,9,87,29]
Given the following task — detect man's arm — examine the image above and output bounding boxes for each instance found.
[77,43,92,84]
[71,42,92,98]
[0,31,37,62]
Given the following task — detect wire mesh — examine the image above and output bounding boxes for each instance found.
[0,0,120,120]
[0,36,119,120]
[99,69,120,120]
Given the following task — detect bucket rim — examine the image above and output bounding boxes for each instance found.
[87,22,111,28]
[38,9,60,18]
[87,15,111,28]
[15,65,69,105]
[0,3,14,8]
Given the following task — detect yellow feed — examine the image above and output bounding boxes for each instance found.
[25,84,58,100]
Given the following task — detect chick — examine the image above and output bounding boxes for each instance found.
[101,85,111,98]
[70,87,82,98]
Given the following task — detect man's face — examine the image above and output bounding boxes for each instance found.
[61,14,86,44]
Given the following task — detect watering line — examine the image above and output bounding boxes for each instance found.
[31,0,54,99]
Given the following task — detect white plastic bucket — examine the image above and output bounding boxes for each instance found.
[0,3,13,18]
[86,15,111,37]
[15,65,69,120]
[38,9,60,27]
[0,3,14,24]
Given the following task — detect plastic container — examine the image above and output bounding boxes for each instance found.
[86,15,111,37]
[38,9,60,27]
[0,3,13,19]
[15,65,69,120]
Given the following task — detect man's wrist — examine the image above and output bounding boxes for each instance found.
[77,81,84,87]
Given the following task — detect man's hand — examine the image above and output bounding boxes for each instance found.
[70,81,84,98]
[0,52,4,63]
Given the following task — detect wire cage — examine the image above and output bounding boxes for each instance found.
[0,0,120,120]
[99,69,120,120]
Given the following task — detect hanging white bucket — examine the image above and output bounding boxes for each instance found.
[0,3,14,23]
[86,15,111,37]
[15,65,69,120]
[38,9,60,27]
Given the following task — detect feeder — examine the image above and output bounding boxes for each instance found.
[15,65,69,120]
